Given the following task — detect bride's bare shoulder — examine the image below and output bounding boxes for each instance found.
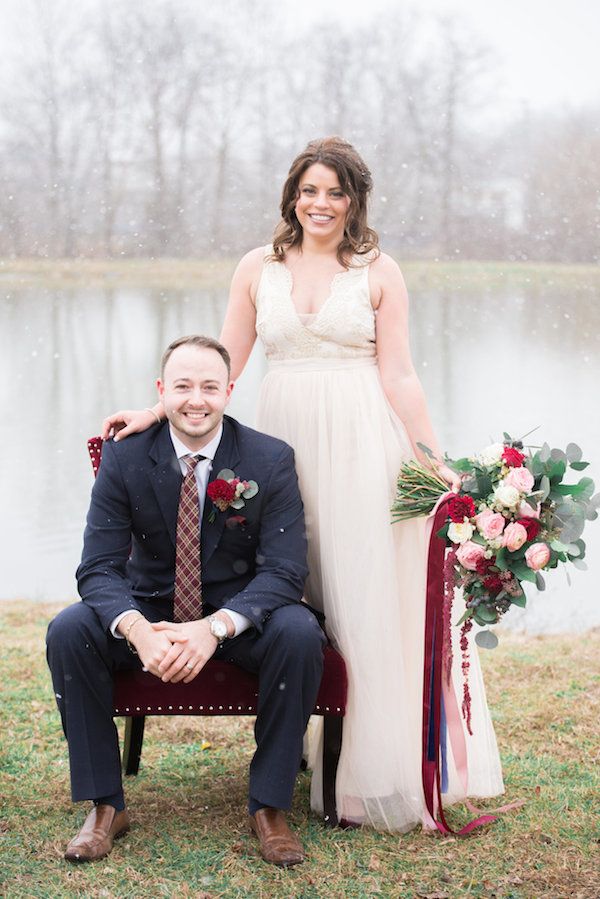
[369,251,403,276]
[236,245,268,276]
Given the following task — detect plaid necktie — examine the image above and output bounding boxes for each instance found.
[173,453,205,622]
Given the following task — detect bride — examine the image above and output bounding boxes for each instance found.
[103,136,504,831]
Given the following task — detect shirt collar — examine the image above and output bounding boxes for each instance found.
[168,423,223,462]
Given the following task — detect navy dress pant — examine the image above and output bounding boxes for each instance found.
[46,602,325,810]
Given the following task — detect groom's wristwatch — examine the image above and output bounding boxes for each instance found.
[208,614,228,643]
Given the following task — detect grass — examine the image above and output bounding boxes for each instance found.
[1,257,599,291]
[1,601,598,898]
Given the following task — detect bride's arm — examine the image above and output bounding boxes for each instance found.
[219,248,263,380]
[373,254,460,490]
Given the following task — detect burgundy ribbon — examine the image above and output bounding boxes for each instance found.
[422,494,498,835]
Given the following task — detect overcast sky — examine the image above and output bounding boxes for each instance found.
[1,0,598,120]
[293,0,600,116]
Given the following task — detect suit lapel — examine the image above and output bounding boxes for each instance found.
[202,417,241,566]
[148,424,182,548]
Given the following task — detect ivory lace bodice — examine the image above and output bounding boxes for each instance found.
[255,247,377,361]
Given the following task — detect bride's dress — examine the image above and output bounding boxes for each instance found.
[254,246,504,831]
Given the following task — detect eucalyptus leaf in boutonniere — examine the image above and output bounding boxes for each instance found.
[206,469,259,523]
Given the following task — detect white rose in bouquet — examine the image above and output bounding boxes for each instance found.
[448,521,474,544]
[494,482,521,509]
[479,443,504,466]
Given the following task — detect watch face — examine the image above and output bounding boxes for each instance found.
[210,618,227,640]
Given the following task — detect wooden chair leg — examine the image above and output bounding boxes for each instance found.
[322,715,343,827]
[122,716,145,775]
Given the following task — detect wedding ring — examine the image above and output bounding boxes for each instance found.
[185,662,194,670]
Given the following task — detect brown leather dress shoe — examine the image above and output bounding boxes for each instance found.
[250,807,305,867]
[64,805,131,863]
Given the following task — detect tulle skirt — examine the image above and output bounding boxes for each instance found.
[256,357,504,831]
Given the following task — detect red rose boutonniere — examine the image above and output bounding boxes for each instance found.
[206,469,259,523]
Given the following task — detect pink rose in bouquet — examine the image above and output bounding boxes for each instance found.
[518,499,540,519]
[525,542,551,571]
[475,508,506,540]
[503,522,528,551]
[456,540,487,571]
[505,466,535,493]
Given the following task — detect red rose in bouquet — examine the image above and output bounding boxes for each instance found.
[516,516,541,541]
[502,446,526,467]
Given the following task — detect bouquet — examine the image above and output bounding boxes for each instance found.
[393,432,598,640]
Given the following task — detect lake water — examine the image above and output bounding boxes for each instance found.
[2,267,599,635]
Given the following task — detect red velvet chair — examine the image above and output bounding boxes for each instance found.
[87,436,347,826]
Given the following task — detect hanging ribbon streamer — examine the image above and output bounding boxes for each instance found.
[422,494,498,835]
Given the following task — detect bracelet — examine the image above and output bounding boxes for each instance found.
[144,407,162,425]
[123,614,144,654]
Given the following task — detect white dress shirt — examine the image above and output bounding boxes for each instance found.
[110,423,251,638]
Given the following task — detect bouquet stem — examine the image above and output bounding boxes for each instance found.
[392,461,449,521]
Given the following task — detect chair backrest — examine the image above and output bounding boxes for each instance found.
[87,436,103,476]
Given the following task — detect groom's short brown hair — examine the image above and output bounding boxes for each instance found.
[161,335,231,378]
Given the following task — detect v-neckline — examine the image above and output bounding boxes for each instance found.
[279,261,350,329]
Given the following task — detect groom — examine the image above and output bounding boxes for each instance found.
[46,334,325,867]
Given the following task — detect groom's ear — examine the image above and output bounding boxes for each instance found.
[156,378,164,399]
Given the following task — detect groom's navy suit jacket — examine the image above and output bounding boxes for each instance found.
[76,415,310,632]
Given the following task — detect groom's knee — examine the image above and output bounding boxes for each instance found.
[46,602,103,662]
[266,604,326,662]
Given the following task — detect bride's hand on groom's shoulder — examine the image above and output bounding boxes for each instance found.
[101,408,157,441]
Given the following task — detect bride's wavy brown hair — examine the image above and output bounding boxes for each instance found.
[271,136,380,268]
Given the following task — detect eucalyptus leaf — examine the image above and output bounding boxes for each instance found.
[560,516,586,543]
[566,543,581,558]
[585,509,598,521]
[539,475,550,501]
[531,456,545,476]
[550,448,567,463]
[511,592,527,608]
[535,572,546,591]
[475,605,498,624]
[572,559,588,571]
[539,443,551,462]
[230,498,244,509]
[590,493,600,510]
[242,480,259,499]
[566,442,583,463]
[475,630,498,650]
[217,468,235,481]
[570,461,589,471]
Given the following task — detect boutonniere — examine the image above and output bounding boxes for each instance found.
[206,469,259,523]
